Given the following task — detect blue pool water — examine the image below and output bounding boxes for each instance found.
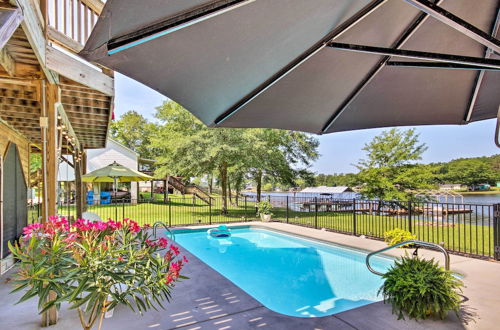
[175,227,394,317]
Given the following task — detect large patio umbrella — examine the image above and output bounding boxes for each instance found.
[81,0,500,142]
[82,161,153,197]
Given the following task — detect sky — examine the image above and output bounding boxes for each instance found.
[114,73,499,174]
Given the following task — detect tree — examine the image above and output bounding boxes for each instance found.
[246,129,319,201]
[110,111,156,159]
[441,158,498,187]
[150,101,319,210]
[356,128,431,201]
[151,101,250,212]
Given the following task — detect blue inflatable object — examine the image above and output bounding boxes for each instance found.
[86,191,94,205]
[208,225,231,238]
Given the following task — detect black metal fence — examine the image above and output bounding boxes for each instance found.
[27,194,500,260]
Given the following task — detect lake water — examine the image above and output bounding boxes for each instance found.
[243,192,500,205]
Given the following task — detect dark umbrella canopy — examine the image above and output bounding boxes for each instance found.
[81,0,500,135]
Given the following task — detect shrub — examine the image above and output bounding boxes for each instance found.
[383,228,416,247]
[9,216,188,330]
[379,255,463,320]
[256,201,273,215]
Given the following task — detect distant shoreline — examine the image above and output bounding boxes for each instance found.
[459,191,500,195]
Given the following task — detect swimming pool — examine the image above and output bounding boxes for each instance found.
[175,227,394,317]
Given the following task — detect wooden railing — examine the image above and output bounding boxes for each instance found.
[42,0,104,53]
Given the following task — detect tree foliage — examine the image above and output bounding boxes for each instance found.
[110,111,156,159]
[147,101,319,210]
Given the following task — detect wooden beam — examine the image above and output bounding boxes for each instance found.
[62,103,110,113]
[61,95,111,108]
[47,26,84,53]
[82,0,104,15]
[57,103,81,150]
[0,47,15,76]
[0,85,37,99]
[0,8,23,49]
[46,45,114,96]
[10,0,58,83]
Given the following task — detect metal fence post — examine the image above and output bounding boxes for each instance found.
[314,197,318,229]
[494,204,500,261]
[286,196,289,223]
[122,201,125,219]
[408,201,413,233]
[353,198,357,236]
[168,199,172,227]
[209,198,212,225]
[244,196,247,221]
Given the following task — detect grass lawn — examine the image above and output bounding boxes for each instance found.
[55,197,494,258]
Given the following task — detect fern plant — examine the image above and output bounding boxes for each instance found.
[379,255,463,320]
[383,228,416,247]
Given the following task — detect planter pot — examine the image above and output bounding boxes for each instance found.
[260,214,272,222]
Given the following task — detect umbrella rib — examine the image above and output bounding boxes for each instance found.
[107,0,256,55]
[386,61,500,71]
[326,43,500,69]
[212,0,389,126]
[321,3,441,134]
[402,0,500,55]
[465,8,500,122]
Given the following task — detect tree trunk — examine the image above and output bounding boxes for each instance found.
[255,170,263,202]
[228,179,232,206]
[208,175,213,194]
[219,162,228,213]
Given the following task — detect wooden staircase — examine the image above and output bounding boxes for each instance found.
[168,176,213,204]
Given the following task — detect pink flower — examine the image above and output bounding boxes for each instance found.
[117,256,124,262]
[23,223,43,239]
[164,251,173,262]
[63,232,78,244]
[183,256,189,263]
[123,218,141,233]
[157,238,168,248]
[169,244,180,256]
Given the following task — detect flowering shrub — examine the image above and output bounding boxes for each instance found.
[383,228,416,247]
[9,216,187,330]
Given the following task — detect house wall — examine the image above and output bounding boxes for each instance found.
[0,122,30,185]
[0,122,30,269]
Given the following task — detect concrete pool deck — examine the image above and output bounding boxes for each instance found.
[1,221,498,329]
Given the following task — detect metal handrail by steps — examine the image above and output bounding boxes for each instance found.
[366,240,450,276]
[152,221,176,241]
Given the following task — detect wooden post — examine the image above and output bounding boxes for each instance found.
[41,82,59,326]
[75,149,83,219]
[45,83,59,219]
[81,151,87,212]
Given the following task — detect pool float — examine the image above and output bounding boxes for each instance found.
[208,225,231,238]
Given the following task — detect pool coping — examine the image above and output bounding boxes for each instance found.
[173,224,397,263]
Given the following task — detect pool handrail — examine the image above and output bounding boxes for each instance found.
[152,221,176,241]
[366,240,450,276]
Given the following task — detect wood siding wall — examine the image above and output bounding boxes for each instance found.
[0,121,30,186]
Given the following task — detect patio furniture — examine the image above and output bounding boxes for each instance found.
[81,212,102,222]
[100,192,111,205]
[86,191,94,205]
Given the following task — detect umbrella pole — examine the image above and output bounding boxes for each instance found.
[114,177,118,220]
